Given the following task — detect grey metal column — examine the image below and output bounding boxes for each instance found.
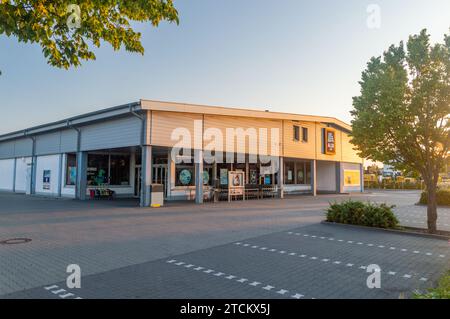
[195,149,204,204]
[360,163,364,193]
[140,145,152,207]
[12,158,17,193]
[76,151,87,200]
[335,162,341,194]
[30,137,37,195]
[311,159,317,196]
[57,153,63,197]
[278,157,284,199]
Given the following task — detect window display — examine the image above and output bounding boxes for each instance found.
[65,153,77,186]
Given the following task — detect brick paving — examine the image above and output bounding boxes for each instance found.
[0,190,449,299]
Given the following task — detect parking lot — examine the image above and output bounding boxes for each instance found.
[0,190,449,299]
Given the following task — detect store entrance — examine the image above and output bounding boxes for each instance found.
[152,164,168,198]
[134,165,141,197]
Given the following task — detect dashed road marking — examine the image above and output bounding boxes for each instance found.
[167,259,311,299]
[43,285,83,299]
[235,242,429,282]
[285,232,445,258]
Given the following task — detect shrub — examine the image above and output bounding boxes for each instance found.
[326,200,399,229]
[414,271,450,299]
[419,188,450,206]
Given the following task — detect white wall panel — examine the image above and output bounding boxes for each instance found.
[0,159,15,190]
[80,116,141,151]
[14,157,32,193]
[35,155,60,195]
[35,132,61,155]
[14,138,33,157]
[316,161,336,192]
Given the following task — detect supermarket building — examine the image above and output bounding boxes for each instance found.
[0,100,364,206]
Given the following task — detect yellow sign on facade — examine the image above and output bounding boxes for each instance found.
[325,129,336,155]
[344,170,361,186]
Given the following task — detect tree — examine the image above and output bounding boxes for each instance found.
[0,0,178,70]
[351,29,450,233]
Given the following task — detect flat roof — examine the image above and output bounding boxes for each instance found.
[0,100,351,142]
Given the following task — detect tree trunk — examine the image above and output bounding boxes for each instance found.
[426,182,438,234]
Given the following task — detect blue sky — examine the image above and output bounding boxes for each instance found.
[0,0,449,134]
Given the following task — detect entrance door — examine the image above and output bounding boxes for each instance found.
[134,165,141,197]
[152,164,168,198]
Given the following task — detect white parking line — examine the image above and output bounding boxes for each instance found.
[234,242,429,282]
[167,259,310,299]
[285,232,446,258]
[43,285,83,299]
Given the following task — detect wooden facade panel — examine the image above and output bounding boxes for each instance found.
[151,111,203,148]
[282,120,316,159]
[341,132,362,164]
[314,123,342,162]
[203,115,282,156]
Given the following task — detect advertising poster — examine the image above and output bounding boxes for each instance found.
[220,168,228,185]
[228,171,245,196]
[325,129,336,155]
[344,170,361,186]
[43,170,51,190]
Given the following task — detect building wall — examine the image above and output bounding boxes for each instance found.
[203,114,282,156]
[151,111,203,149]
[35,155,61,196]
[315,124,342,162]
[282,120,316,159]
[0,138,33,159]
[80,116,141,151]
[14,157,32,193]
[0,159,15,191]
[341,133,361,164]
[341,162,362,193]
[316,161,337,192]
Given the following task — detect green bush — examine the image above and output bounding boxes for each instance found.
[326,200,399,229]
[414,271,450,299]
[419,188,450,206]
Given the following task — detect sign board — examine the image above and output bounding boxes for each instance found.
[43,170,51,190]
[228,171,245,200]
[325,129,336,155]
[220,168,228,185]
[344,170,361,187]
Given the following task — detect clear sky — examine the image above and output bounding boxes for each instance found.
[0,0,449,134]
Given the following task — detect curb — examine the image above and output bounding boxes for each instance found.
[321,221,450,241]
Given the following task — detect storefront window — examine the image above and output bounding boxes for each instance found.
[175,164,195,186]
[87,154,109,186]
[65,153,77,186]
[248,163,258,185]
[284,161,295,185]
[295,161,312,185]
[217,163,229,186]
[110,155,130,185]
[203,165,213,186]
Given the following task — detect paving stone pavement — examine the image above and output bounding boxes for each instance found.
[3,222,448,299]
[1,190,449,299]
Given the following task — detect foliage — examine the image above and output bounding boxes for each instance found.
[326,200,399,229]
[419,188,450,206]
[350,29,450,232]
[0,0,179,69]
[414,271,450,299]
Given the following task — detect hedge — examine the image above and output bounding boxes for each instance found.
[326,200,399,229]
[414,270,450,299]
[419,188,450,206]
